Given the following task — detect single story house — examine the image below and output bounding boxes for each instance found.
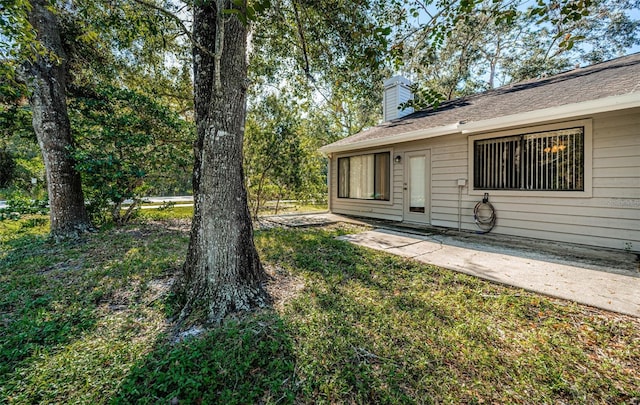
[320,53,640,252]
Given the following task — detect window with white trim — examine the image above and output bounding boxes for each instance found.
[473,127,584,191]
[338,152,390,200]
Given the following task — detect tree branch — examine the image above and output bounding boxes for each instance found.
[128,0,213,57]
[292,0,313,81]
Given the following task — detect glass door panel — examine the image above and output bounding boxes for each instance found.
[409,156,425,213]
[403,150,430,223]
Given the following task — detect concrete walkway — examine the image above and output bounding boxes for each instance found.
[262,212,640,317]
[338,228,640,317]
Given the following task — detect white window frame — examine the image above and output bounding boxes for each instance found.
[468,119,592,197]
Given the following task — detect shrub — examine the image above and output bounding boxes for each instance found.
[0,148,16,188]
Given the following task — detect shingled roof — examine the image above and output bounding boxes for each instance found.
[321,52,640,153]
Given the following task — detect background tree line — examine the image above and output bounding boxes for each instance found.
[3,0,636,223]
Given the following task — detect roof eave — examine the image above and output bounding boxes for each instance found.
[319,123,461,155]
[319,92,640,156]
[459,92,640,134]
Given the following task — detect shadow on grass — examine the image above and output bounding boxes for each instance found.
[112,312,298,404]
[0,219,189,403]
[4,221,638,403]
[253,225,640,404]
[0,222,98,381]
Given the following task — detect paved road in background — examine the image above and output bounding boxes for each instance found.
[123,196,195,209]
[1,196,305,210]
[0,196,194,210]
[127,196,193,204]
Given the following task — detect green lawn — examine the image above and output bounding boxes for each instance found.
[1,210,638,404]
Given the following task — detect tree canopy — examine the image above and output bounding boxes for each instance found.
[1,0,194,226]
[398,0,640,109]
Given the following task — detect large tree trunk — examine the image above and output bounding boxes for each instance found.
[26,0,91,240]
[176,1,269,325]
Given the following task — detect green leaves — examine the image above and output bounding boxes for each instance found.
[244,94,326,216]
[0,194,49,221]
[528,0,593,25]
[399,84,445,111]
[495,8,518,25]
[0,148,16,188]
[397,0,637,104]
[69,85,193,225]
[223,0,272,24]
[0,0,36,59]
[249,0,398,114]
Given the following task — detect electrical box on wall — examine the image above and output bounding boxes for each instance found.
[457,178,467,186]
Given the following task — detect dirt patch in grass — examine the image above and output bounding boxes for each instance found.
[264,264,305,311]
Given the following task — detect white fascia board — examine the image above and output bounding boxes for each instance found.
[319,123,460,155]
[460,92,640,134]
[320,92,640,155]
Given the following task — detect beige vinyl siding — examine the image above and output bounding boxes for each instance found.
[330,134,469,223]
[328,108,640,251]
[426,134,469,229]
[460,110,639,251]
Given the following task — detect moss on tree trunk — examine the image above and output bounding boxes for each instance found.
[26,0,92,240]
[175,1,270,325]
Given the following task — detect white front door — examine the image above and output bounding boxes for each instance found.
[403,150,431,223]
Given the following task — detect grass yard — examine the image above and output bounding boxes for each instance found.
[1,209,639,404]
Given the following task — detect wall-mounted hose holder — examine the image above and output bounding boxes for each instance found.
[474,193,496,233]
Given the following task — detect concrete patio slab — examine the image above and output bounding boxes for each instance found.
[338,228,640,317]
[260,212,367,228]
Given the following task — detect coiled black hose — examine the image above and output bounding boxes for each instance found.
[474,193,496,233]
